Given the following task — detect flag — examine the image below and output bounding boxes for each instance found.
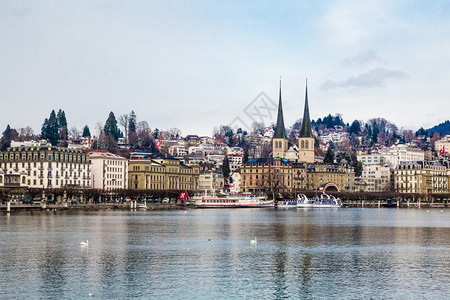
[439,146,445,155]
[155,139,161,149]
[178,190,188,202]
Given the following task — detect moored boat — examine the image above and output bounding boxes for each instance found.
[277,199,298,208]
[191,192,274,208]
[296,193,342,208]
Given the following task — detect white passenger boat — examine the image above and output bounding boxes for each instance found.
[296,193,342,208]
[277,199,298,208]
[191,192,274,208]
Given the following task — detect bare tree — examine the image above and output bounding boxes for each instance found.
[252,122,265,135]
[96,122,106,150]
[69,127,81,141]
[167,127,182,139]
[136,121,153,148]
[119,114,129,144]
[18,126,34,141]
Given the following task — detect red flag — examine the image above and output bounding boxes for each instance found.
[178,190,188,202]
[155,139,161,149]
[439,146,445,155]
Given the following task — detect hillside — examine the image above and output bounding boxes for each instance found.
[428,120,450,136]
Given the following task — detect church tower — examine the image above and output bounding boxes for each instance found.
[272,79,288,158]
[298,79,315,163]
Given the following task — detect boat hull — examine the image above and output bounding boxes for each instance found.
[192,196,274,208]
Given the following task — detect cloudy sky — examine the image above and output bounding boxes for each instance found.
[1,0,449,137]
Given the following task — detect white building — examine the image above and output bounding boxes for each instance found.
[86,150,128,190]
[227,147,244,155]
[361,165,391,192]
[358,153,396,167]
[227,154,243,172]
[168,145,187,158]
[230,171,241,192]
[0,142,91,189]
[381,145,425,166]
[358,145,425,169]
[435,136,450,154]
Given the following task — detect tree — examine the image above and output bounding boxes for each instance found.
[119,113,129,144]
[104,112,120,141]
[351,152,363,177]
[47,110,59,145]
[82,125,91,137]
[128,111,138,148]
[324,147,335,163]
[349,120,361,135]
[18,127,34,141]
[69,127,81,140]
[335,151,352,164]
[57,109,68,146]
[1,125,18,151]
[243,148,249,164]
[137,121,153,148]
[222,156,230,179]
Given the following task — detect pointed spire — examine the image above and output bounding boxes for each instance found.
[273,77,287,139]
[299,78,313,138]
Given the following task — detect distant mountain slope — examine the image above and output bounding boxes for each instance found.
[428,120,450,136]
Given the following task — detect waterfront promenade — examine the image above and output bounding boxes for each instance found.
[1,198,448,212]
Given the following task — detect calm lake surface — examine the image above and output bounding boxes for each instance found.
[1,208,449,299]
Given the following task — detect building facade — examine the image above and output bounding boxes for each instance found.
[0,141,91,189]
[305,163,356,192]
[128,153,199,191]
[361,165,391,192]
[394,161,449,194]
[240,157,307,195]
[86,150,128,190]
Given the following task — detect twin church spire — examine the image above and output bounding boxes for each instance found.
[273,79,287,139]
[272,78,314,163]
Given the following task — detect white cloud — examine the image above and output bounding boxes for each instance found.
[321,68,408,90]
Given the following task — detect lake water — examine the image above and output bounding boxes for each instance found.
[1,208,449,299]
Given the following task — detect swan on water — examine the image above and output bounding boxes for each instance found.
[250,237,257,245]
[80,240,89,246]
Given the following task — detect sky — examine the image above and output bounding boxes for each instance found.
[1,0,450,137]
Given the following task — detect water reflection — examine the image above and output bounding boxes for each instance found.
[0,209,449,299]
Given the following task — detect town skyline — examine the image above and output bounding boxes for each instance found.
[1,1,450,136]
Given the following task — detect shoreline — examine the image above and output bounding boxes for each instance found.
[1,201,448,212]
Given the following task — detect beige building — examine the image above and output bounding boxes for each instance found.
[240,157,307,195]
[305,163,355,192]
[86,150,128,190]
[128,153,199,191]
[0,141,91,189]
[394,161,448,194]
[361,165,391,192]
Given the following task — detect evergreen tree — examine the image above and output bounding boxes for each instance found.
[57,109,68,146]
[128,110,138,148]
[243,148,249,164]
[351,153,363,177]
[41,118,49,139]
[371,122,380,145]
[82,125,91,137]
[222,156,231,179]
[323,147,335,163]
[104,112,120,153]
[104,112,120,141]
[1,125,18,151]
[47,110,59,145]
[349,120,361,135]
